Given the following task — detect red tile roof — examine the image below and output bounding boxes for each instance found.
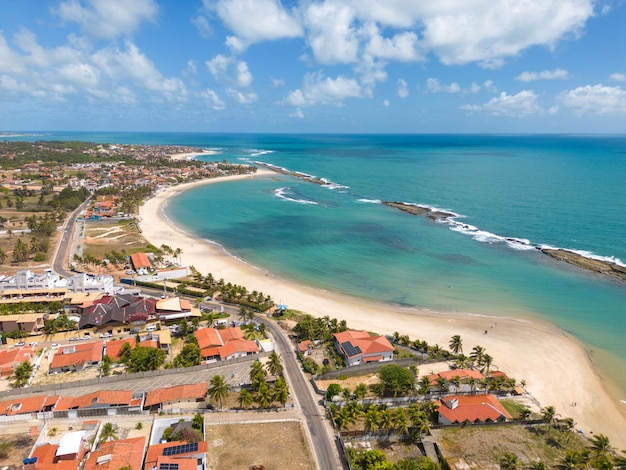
[298,340,313,352]
[0,346,36,376]
[50,342,103,370]
[83,437,145,470]
[0,395,58,416]
[55,390,141,411]
[196,327,259,359]
[195,328,223,349]
[144,383,207,407]
[427,369,484,385]
[333,330,394,357]
[143,440,208,470]
[437,394,512,424]
[104,338,135,360]
[130,252,151,270]
[29,443,81,470]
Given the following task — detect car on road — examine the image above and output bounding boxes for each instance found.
[14,341,25,347]
[28,342,38,347]
[50,343,60,348]
[99,333,112,338]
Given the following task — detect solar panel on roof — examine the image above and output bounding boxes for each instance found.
[341,341,361,357]
[159,464,179,470]
[162,442,199,456]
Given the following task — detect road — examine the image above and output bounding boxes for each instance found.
[259,315,342,469]
[53,195,91,277]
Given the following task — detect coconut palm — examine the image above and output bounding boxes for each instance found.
[518,406,532,421]
[272,377,290,406]
[266,352,283,377]
[454,353,471,369]
[449,335,463,355]
[449,376,461,392]
[418,376,431,395]
[499,452,520,470]
[9,361,33,388]
[481,354,493,374]
[541,405,557,432]
[465,376,477,394]
[470,345,485,367]
[364,407,380,433]
[238,389,254,410]
[256,382,273,408]
[354,383,367,401]
[379,408,393,434]
[527,461,547,470]
[590,434,614,456]
[392,408,410,436]
[208,374,229,409]
[98,422,119,445]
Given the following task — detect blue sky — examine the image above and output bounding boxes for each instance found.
[1,0,625,133]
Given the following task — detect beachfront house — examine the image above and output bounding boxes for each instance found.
[332,330,394,367]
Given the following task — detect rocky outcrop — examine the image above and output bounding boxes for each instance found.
[540,249,626,283]
[383,201,457,222]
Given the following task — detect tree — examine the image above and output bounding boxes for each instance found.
[98,422,119,445]
[527,462,547,470]
[238,389,254,410]
[354,383,368,401]
[499,452,520,470]
[174,343,201,368]
[449,335,463,355]
[208,374,229,409]
[590,434,614,456]
[0,441,12,459]
[378,364,415,397]
[119,342,132,365]
[364,406,380,433]
[12,239,29,262]
[470,345,486,367]
[0,247,7,264]
[256,382,273,408]
[272,377,290,406]
[128,347,166,372]
[541,406,557,432]
[326,383,342,402]
[100,355,112,376]
[266,351,283,377]
[10,361,33,388]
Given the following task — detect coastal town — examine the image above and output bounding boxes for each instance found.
[0,140,623,469]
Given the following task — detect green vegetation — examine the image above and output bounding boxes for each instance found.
[378,364,416,397]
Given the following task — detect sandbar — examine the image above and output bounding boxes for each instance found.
[169,149,217,161]
[138,171,626,449]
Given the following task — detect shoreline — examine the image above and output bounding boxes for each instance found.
[168,149,218,161]
[138,172,626,449]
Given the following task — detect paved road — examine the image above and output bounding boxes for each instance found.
[259,316,342,470]
[53,196,91,277]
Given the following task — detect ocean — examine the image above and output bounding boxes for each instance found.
[6,132,626,398]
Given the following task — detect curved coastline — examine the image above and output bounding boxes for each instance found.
[138,171,626,449]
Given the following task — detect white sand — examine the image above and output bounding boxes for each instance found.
[169,150,217,161]
[139,172,626,449]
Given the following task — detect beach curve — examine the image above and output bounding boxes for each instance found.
[138,171,626,449]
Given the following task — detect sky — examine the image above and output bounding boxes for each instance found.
[1,0,625,134]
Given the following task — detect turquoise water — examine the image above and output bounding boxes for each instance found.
[8,132,626,396]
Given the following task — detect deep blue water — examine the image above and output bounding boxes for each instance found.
[6,132,626,396]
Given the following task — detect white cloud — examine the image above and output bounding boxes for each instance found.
[303,1,359,64]
[206,54,254,88]
[227,88,258,104]
[201,88,226,109]
[426,78,460,93]
[610,73,626,82]
[516,68,570,81]
[284,71,362,106]
[55,0,158,40]
[462,90,540,117]
[0,34,26,74]
[397,78,408,98]
[362,23,421,62]
[272,77,285,87]
[290,107,304,118]
[212,0,302,50]
[192,15,213,38]
[558,84,626,115]
[383,99,390,106]
[56,62,100,87]
[469,82,481,93]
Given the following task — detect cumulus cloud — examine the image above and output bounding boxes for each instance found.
[201,88,226,109]
[558,84,626,115]
[397,78,408,98]
[610,73,626,82]
[516,68,570,81]
[206,54,254,88]
[425,78,460,93]
[227,88,258,104]
[461,90,540,117]
[290,107,304,118]
[55,0,158,40]
[284,71,361,106]
[211,0,302,51]
[303,1,359,64]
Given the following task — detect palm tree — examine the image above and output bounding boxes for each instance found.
[392,408,410,436]
[10,361,33,388]
[465,376,477,394]
[449,376,462,392]
[518,406,532,421]
[499,452,520,470]
[454,353,471,369]
[208,374,229,409]
[527,461,547,470]
[541,405,557,432]
[364,407,380,433]
[589,434,614,456]
[256,382,273,408]
[418,376,431,395]
[98,422,119,445]
[449,335,463,355]
[470,345,485,368]
[379,408,393,434]
[0,247,7,264]
[272,377,290,406]
[238,389,254,409]
[481,354,493,374]
[266,352,283,377]
[354,383,367,401]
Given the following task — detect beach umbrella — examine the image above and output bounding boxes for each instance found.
[277,304,288,311]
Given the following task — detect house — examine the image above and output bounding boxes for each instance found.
[144,382,207,412]
[143,440,208,470]
[0,313,44,334]
[332,330,394,366]
[26,430,89,470]
[195,327,260,361]
[54,390,143,417]
[0,345,37,376]
[49,342,103,374]
[437,394,512,425]
[0,395,58,416]
[156,297,200,321]
[130,252,151,271]
[426,369,484,386]
[298,340,313,356]
[83,437,146,470]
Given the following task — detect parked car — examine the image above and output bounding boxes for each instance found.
[14,341,25,347]
[70,337,83,341]
[99,333,112,338]
[50,343,60,348]
[28,342,38,347]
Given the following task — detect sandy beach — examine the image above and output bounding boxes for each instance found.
[169,149,218,161]
[139,171,626,449]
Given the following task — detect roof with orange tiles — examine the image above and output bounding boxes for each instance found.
[0,346,36,375]
[144,382,207,407]
[54,390,141,411]
[333,330,394,358]
[104,338,135,361]
[0,395,58,416]
[50,342,103,370]
[218,339,260,359]
[298,340,313,352]
[219,326,244,342]
[130,252,151,270]
[30,443,81,470]
[143,440,208,470]
[195,328,224,350]
[157,297,191,312]
[437,394,512,424]
[83,437,145,470]
[154,457,198,470]
[427,368,484,385]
